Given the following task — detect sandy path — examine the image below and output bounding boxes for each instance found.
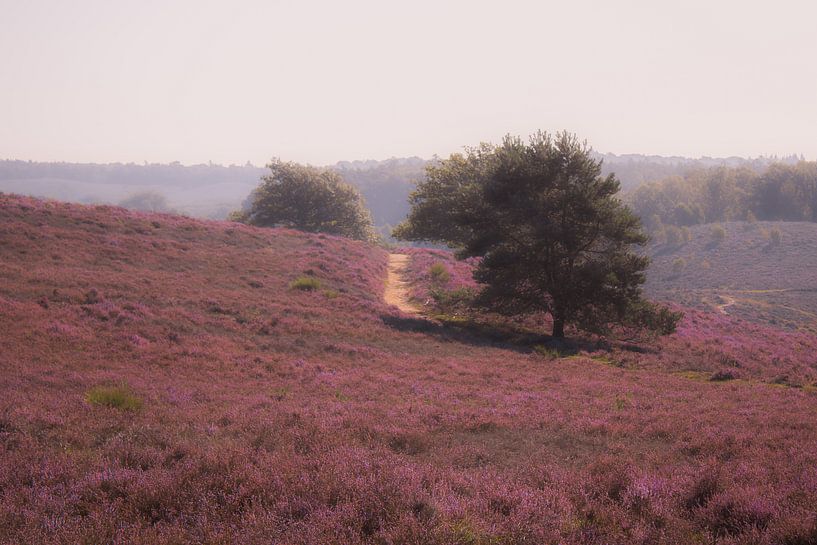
[384,253,420,314]
[715,294,737,315]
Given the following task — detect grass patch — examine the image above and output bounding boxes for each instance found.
[533,344,562,359]
[85,385,143,411]
[323,289,340,299]
[289,276,321,291]
[429,262,451,283]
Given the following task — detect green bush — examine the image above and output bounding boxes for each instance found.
[710,225,726,243]
[290,276,321,291]
[85,385,143,411]
[323,289,340,299]
[429,262,450,284]
[665,225,682,245]
[430,287,475,313]
[769,227,782,246]
[672,257,686,274]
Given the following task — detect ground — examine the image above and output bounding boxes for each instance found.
[1,194,817,544]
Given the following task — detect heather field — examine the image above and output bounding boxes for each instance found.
[645,221,817,333]
[3,194,817,544]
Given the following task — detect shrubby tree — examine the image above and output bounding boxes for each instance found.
[394,131,680,338]
[234,159,376,242]
[119,191,171,213]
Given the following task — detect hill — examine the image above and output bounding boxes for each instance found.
[1,153,798,232]
[644,221,817,332]
[2,194,817,544]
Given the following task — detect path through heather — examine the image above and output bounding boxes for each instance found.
[384,253,420,314]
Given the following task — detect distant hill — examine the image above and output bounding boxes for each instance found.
[1,153,800,231]
[644,221,817,332]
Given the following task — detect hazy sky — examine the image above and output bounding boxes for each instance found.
[1,0,815,165]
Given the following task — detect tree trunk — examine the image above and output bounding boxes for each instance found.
[552,317,565,339]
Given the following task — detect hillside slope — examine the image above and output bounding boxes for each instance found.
[645,221,817,331]
[2,195,817,544]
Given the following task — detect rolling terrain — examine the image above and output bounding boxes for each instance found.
[644,221,817,332]
[2,195,817,544]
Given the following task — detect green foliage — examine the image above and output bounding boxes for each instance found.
[396,131,679,338]
[85,385,143,411]
[119,191,171,213]
[627,161,817,227]
[665,225,683,245]
[237,159,376,241]
[429,262,451,284]
[290,276,321,291]
[711,225,726,243]
[533,344,562,359]
[672,257,686,274]
[769,227,782,246]
[430,287,476,314]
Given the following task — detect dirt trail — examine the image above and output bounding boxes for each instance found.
[384,253,420,315]
[715,294,737,315]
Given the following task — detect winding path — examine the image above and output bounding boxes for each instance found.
[715,294,737,315]
[384,253,420,315]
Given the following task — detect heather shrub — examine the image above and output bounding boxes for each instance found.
[682,470,720,511]
[710,369,738,382]
[85,385,143,410]
[680,226,691,242]
[672,257,686,274]
[711,225,726,244]
[665,225,683,245]
[700,492,774,539]
[770,227,782,246]
[290,276,321,291]
[429,262,451,284]
[774,516,817,545]
[387,432,428,455]
[587,458,632,503]
[746,210,758,224]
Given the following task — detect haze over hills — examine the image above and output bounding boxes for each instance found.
[0,153,801,229]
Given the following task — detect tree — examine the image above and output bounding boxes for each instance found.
[119,191,171,213]
[394,131,680,338]
[235,159,376,242]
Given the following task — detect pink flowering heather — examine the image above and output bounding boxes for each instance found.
[1,194,817,544]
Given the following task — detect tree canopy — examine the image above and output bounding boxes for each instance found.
[235,159,377,242]
[394,131,679,338]
[627,161,817,232]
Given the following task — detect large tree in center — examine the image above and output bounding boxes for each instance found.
[394,131,679,338]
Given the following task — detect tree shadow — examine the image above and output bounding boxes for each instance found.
[379,312,617,356]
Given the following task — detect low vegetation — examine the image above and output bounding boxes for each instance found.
[645,221,817,331]
[2,194,817,544]
[85,385,143,410]
[290,275,322,291]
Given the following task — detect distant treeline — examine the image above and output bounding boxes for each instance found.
[0,154,805,229]
[627,161,817,229]
[0,160,265,187]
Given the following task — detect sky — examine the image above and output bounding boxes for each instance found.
[1,0,815,165]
